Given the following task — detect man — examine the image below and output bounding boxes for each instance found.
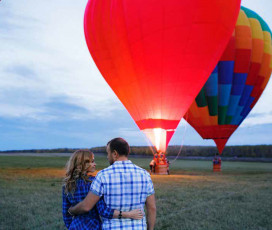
[68,137,156,230]
[149,159,156,174]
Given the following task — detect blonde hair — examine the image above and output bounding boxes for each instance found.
[64,150,94,194]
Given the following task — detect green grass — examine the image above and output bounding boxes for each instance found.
[0,155,272,230]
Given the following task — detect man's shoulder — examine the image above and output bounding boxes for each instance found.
[96,165,114,176]
[129,163,152,179]
[131,163,148,172]
[97,161,150,177]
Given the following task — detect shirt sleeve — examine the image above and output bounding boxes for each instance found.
[96,196,114,219]
[90,172,104,197]
[62,186,73,229]
[146,173,155,197]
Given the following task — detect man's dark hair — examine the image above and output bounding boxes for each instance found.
[107,138,130,156]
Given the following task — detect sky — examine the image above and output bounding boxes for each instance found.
[0,0,272,150]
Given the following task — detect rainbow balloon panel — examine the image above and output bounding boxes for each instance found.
[186,7,272,154]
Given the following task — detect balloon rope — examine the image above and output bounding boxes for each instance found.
[142,133,156,155]
[169,113,189,164]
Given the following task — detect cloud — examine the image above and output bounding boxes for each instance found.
[241,112,272,127]
[0,0,121,122]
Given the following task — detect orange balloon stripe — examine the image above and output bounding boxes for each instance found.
[235,26,252,49]
[251,39,264,63]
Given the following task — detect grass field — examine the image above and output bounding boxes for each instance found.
[0,155,272,230]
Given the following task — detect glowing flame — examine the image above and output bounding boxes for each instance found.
[143,128,167,152]
[154,128,163,151]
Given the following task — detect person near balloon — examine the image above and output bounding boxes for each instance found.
[62,149,143,230]
[153,152,159,164]
[68,138,156,230]
[213,154,221,165]
[159,151,166,165]
[149,159,156,174]
[213,153,222,172]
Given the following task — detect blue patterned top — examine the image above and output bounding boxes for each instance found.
[91,160,155,230]
[62,176,114,230]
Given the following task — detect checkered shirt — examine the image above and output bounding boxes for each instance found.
[91,160,155,230]
[62,177,114,230]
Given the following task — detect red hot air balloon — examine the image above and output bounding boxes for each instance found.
[185,7,272,154]
[84,0,241,152]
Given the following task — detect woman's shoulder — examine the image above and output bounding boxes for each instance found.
[88,176,95,181]
[62,177,94,193]
[76,177,94,185]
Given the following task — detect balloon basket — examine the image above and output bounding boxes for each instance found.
[213,164,221,172]
[154,164,169,175]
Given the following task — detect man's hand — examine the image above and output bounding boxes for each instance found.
[69,192,100,215]
[123,209,144,219]
[146,194,156,230]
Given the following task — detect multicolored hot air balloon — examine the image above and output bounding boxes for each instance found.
[84,0,241,152]
[185,6,272,154]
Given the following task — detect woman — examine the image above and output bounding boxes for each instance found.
[62,150,143,229]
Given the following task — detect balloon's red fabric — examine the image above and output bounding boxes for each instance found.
[84,0,241,152]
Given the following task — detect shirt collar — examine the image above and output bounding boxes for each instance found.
[112,160,132,166]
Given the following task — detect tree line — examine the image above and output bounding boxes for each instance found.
[1,145,272,158]
[92,145,272,158]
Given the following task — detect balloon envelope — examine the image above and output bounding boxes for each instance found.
[185,7,272,154]
[84,0,241,152]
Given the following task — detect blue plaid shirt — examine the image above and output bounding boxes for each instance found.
[91,160,155,230]
[62,177,114,230]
